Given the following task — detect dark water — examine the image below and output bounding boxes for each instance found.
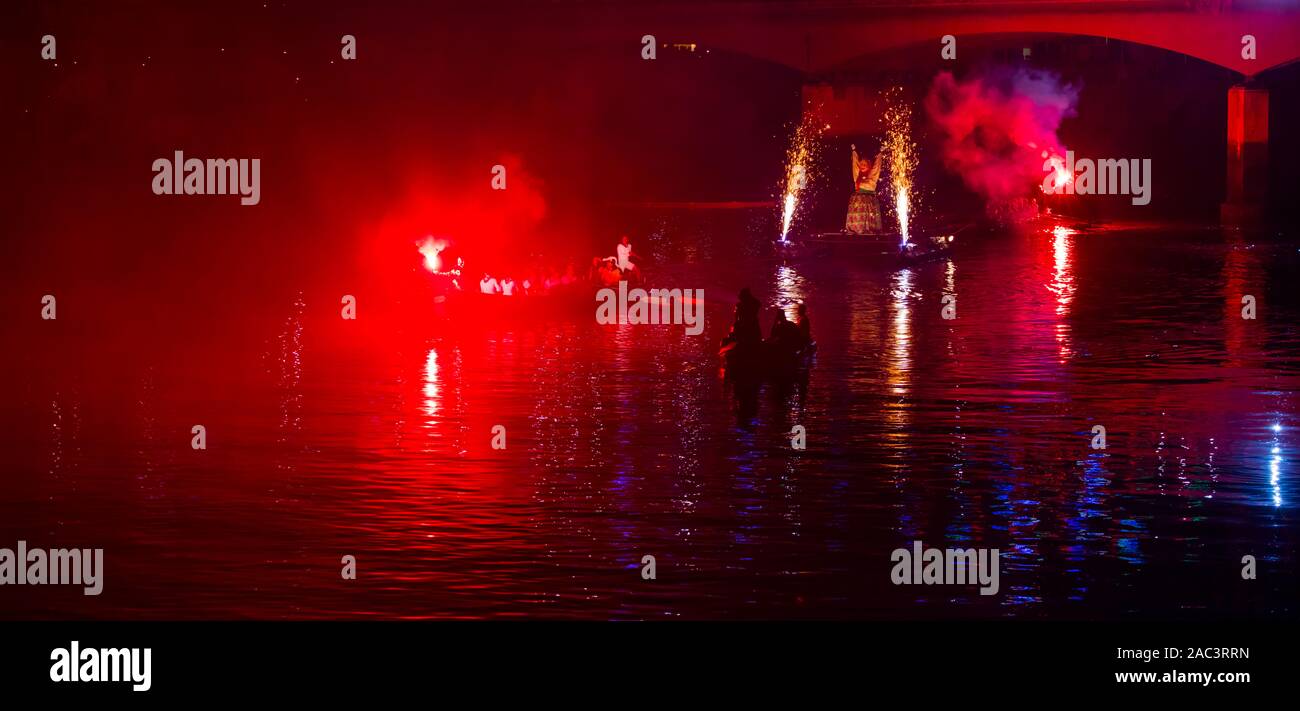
[2,216,1298,619]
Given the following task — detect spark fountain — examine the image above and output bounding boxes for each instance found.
[882,92,919,248]
[778,116,827,243]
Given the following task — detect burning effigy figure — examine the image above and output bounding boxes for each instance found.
[845,143,884,234]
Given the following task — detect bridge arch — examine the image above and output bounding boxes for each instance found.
[659,7,1300,78]
[614,1,1300,221]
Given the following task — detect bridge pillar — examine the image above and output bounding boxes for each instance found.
[1220,84,1269,224]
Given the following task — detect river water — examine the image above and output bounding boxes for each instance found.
[2,214,1297,619]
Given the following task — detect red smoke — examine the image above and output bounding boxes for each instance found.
[925,69,1078,217]
[360,153,549,298]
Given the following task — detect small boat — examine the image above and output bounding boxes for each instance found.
[433,284,597,320]
[719,339,816,380]
[805,230,908,252]
[778,228,962,265]
[898,237,957,264]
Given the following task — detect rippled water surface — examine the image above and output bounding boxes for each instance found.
[3,218,1297,619]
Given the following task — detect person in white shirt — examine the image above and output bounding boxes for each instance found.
[615,235,640,283]
[500,276,516,296]
[616,235,634,270]
[451,257,465,291]
[479,274,500,294]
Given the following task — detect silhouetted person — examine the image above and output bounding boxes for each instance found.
[795,303,812,347]
[768,310,803,355]
[726,288,762,350]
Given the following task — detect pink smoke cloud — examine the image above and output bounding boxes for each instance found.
[924,68,1078,214]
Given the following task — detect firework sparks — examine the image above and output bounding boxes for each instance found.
[882,91,918,247]
[781,190,798,241]
[1041,149,1073,194]
[779,117,826,242]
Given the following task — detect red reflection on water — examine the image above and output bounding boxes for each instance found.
[1047,225,1076,363]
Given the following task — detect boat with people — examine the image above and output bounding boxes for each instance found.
[420,233,655,320]
[719,337,816,380]
[717,289,817,380]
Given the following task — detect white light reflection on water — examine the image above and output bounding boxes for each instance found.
[888,268,913,398]
[773,263,807,318]
[423,348,439,420]
[885,267,914,504]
